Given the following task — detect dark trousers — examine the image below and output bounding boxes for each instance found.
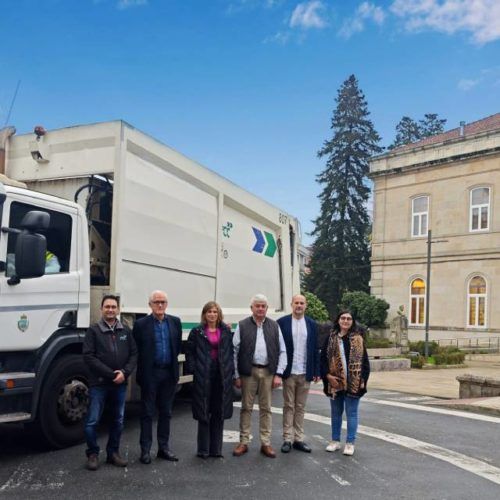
[140,367,177,453]
[197,361,224,456]
[85,384,127,457]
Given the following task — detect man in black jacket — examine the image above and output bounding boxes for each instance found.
[133,290,183,465]
[83,294,137,471]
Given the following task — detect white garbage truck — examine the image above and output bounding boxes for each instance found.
[0,121,301,448]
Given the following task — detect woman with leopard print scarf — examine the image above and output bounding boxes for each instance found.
[320,310,370,456]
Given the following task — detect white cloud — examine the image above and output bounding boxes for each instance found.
[390,0,500,44]
[263,31,291,44]
[339,2,386,39]
[458,78,481,90]
[117,0,148,10]
[290,1,328,30]
[457,66,500,90]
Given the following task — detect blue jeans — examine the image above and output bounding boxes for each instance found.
[330,393,360,444]
[85,384,127,457]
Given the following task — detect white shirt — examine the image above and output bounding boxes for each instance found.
[233,318,287,379]
[291,316,308,375]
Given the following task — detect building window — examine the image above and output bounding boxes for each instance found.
[468,276,487,327]
[410,278,426,325]
[412,196,428,237]
[470,187,490,231]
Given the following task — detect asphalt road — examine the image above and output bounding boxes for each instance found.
[1,388,499,499]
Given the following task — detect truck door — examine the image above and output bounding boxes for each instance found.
[0,198,79,352]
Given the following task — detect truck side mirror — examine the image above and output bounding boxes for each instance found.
[7,210,50,284]
[14,231,47,279]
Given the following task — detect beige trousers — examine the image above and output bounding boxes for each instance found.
[240,366,273,446]
[282,374,310,442]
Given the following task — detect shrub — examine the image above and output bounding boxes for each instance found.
[409,341,440,356]
[366,337,393,348]
[339,291,389,328]
[303,291,330,322]
[433,351,465,365]
[409,355,424,369]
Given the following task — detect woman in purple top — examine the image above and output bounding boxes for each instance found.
[185,301,234,458]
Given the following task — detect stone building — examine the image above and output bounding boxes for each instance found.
[369,113,500,342]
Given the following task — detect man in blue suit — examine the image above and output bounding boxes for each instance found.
[133,290,182,465]
[277,294,320,453]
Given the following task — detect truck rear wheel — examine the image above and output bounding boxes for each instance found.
[37,354,90,449]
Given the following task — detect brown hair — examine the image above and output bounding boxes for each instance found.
[200,301,224,326]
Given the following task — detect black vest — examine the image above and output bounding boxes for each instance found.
[237,316,280,377]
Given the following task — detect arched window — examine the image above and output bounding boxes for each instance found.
[410,278,426,326]
[468,276,487,327]
[470,187,490,231]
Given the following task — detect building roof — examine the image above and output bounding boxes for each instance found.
[390,112,500,154]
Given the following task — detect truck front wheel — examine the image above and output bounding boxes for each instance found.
[37,354,90,449]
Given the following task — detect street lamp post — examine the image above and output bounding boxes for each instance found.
[424,230,431,358]
[424,230,447,359]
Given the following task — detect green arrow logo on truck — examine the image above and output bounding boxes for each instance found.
[252,227,277,258]
[264,231,277,257]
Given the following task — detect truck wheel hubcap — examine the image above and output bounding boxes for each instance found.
[57,380,89,423]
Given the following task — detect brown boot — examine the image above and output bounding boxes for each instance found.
[260,445,276,458]
[106,452,128,467]
[86,454,99,471]
[232,443,248,457]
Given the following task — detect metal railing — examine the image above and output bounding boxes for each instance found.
[437,337,500,352]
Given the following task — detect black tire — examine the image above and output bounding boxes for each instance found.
[37,354,90,449]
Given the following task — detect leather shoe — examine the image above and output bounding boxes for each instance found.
[281,441,292,453]
[232,443,248,457]
[209,453,224,458]
[260,445,276,458]
[157,449,179,461]
[86,453,99,471]
[106,452,128,467]
[197,452,209,459]
[140,452,151,464]
[293,441,312,453]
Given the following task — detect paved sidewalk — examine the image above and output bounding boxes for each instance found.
[369,357,500,416]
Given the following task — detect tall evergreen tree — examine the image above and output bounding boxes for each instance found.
[390,113,447,149]
[419,113,447,137]
[389,116,421,149]
[305,75,381,316]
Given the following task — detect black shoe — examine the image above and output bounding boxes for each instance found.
[197,452,209,459]
[157,449,179,461]
[281,441,292,453]
[293,441,312,453]
[209,453,224,458]
[140,451,151,464]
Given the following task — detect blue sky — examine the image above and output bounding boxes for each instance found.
[1,0,499,244]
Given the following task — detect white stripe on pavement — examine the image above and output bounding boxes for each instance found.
[363,397,500,424]
[234,403,500,486]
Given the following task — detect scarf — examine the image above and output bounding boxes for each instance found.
[326,330,364,397]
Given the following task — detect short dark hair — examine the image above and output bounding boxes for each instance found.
[101,294,120,308]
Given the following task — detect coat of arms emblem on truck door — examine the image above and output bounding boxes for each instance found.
[17,314,29,332]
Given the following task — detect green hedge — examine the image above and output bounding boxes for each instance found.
[433,351,465,365]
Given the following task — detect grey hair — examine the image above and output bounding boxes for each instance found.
[250,293,268,305]
[148,290,168,303]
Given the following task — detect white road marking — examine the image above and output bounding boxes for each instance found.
[234,402,500,486]
[363,397,500,424]
[0,464,65,492]
[308,457,350,486]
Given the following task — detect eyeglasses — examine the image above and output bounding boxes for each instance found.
[151,301,167,305]
[339,316,353,321]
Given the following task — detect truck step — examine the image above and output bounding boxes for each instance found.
[0,412,31,423]
[0,372,35,380]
